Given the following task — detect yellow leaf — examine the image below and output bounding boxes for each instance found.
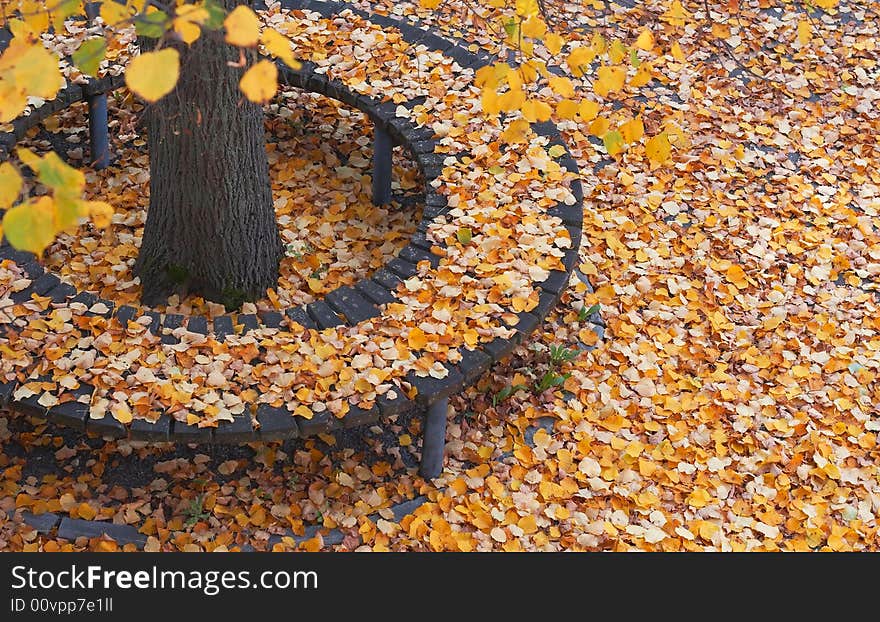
[594,65,626,97]
[224,5,260,47]
[173,5,208,45]
[100,1,133,26]
[545,33,564,55]
[726,264,747,289]
[698,521,719,540]
[812,0,838,8]
[8,41,63,100]
[521,61,542,82]
[566,46,595,77]
[548,76,575,98]
[14,146,41,171]
[501,118,530,143]
[0,162,22,210]
[498,88,525,112]
[635,28,654,51]
[518,515,538,534]
[797,20,811,45]
[687,487,711,508]
[620,117,644,143]
[2,195,56,254]
[20,5,49,34]
[85,200,114,228]
[662,0,691,27]
[475,64,499,89]
[670,42,685,61]
[589,116,609,137]
[261,29,300,69]
[53,195,86,232]
[111,401,132,424]
[126,48,179,103]
[590,32,606,55]
[507,67,522,91]
[516,0,539,18]
[419,0,442,7]
[0,80,28,123]
[522,15,547,39]
[293,405,313,420]
[629,62,653,87]
[493,61,512,80]
[646,131,671,164]
[555,99,578,120]
[481,88,500,115]
[822,462,840,479]
[522,99,552,122]
[608,40,627,64]
[6,19,37,42]
[578,99,599,121]
[408,327,428,349]
[77,502,97,521]
[239,60,277,103]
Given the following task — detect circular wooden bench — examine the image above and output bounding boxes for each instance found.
[0,0,586,478]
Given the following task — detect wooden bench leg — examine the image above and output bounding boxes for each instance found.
[419,397,448,479]
[88,93,110,170]
[372,123,392,205]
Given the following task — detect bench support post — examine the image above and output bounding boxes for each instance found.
[88,93,110,170]
[372,123,392,205]
[419,397,448,479]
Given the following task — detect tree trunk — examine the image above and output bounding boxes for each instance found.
[135,14,282,308]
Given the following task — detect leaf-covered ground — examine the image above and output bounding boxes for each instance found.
[31,88,424,317]
[2,0,880,551]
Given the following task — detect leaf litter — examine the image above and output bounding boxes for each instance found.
[2,0,880,552]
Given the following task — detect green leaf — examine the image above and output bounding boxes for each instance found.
[72,38,107,77]
[51,0,82,30]
[629,48,641,67]
[488,165,504,175]
[134,11,168,38]
[548,144,566,158]
[585,303,600,315]
[456,227,472,244]
[202,0,228,30]
[35,152,85,195]
[602,130,624,156]
[503,18,519,38]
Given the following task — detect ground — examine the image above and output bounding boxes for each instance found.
[1,0,880,551]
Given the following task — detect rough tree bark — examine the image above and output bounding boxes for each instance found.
[134,3,282,308]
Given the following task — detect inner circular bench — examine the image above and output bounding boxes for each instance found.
[0,0,586,479]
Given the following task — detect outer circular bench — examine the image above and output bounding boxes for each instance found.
[0,0,587,478]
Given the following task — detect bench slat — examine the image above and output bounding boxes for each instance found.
[130,416,171,441]
[325,286,380,325]
[256,404,301,441]
[47,382,93,430]
[285,306,317,330]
